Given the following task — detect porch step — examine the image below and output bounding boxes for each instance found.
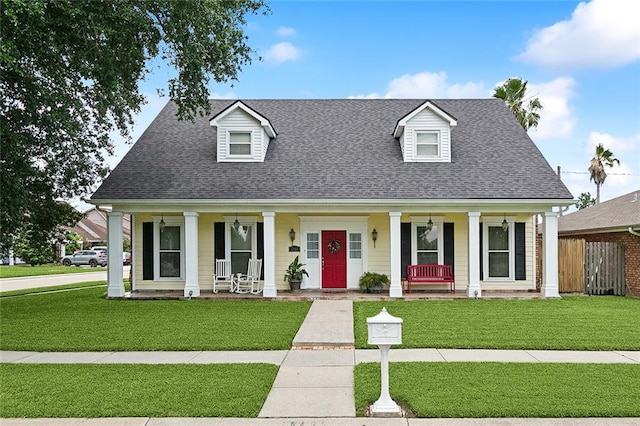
[292,300,354,348]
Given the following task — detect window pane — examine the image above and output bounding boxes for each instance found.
[160,226,180,250]
[417,225,438,250]
[230,133,251,143]
[231,225,252,250]
[349,233,361,259]
[418,252,438,264]
[416,133,437,144]
[416,144,439,156]
[488,227,508,250]
[307,233,319,259]
[229,144,251,155]
[160,252,180,277]
[489,252,509,277]
[229,132,251,155]
[231,252,251,275]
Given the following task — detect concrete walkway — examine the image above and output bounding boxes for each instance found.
[2,299,640,424]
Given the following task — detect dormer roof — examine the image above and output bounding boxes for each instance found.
[210,100,277,138]
[393,100,457,138]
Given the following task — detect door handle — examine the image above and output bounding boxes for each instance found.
[322,257,324,270]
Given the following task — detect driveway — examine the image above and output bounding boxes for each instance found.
[0,266,131,292]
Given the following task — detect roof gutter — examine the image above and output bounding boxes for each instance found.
[629,227,640,237]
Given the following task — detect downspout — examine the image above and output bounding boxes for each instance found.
[629,227,640,237]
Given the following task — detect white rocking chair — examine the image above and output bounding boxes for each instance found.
[213,259,235,293]
[235,258,263,294]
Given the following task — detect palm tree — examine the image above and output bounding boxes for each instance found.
[493,77,543,131]
[588,143,620,203]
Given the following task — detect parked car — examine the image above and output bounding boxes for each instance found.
[61,250,107,267]
[123,251,131,265]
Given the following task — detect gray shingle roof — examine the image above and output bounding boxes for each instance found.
[91,99,573,201]
[559,190,640,234]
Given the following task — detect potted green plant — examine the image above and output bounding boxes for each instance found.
[284,255,309,291]
[358,271,390,293]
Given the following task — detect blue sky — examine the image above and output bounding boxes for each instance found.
[108,0,640,209]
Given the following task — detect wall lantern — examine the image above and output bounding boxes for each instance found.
[371,228,378,248]
[289,228,296,244]
[159,215,166,233]
[425,213,433,233]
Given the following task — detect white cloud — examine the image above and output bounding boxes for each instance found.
[276,26,296,37]
[586,131,640,154]
[516,0,640,70]
[527,77,577,139]
[264,42,301,65]
[349,71,485,99]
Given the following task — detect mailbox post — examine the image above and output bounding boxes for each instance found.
[367,307,403,415]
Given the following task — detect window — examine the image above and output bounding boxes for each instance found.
[415,131,439,157]
[229,223,253,274]
[483,220,515,280]
[349,233,361,259]
[411,218,443,264]
[154,217,184,280]
[307,233,319,259]
[229,132,251,156]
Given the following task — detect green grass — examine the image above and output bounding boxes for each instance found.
[0,280,107,297]
[354,297,640,350]
[0,363,277,418]
[355,362,640,417]
[0,264,105,278]
[0,286,311,351]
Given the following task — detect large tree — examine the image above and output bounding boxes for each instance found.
[493,77,543,131]
[588,143,620,203]
[0,0,268,251]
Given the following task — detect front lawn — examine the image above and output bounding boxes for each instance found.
[0,287,311,351]
[354,297,640,350]
[0,264,106,278]
[355,362,640,417]
[0,363,277,418]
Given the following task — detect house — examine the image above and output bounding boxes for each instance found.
[66,207,131,251]
[90,99,574,298]
[558,190,640,297]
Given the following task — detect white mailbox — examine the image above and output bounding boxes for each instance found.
[367,307,402,346]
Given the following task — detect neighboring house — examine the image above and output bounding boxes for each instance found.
[90,99,573,298]
[558,190,640,298]
[63,207,131,258]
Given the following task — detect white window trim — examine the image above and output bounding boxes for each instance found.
[414,130,442,160]
[410,216,444,265]
[482,217,516,281]
[153,216,185,281]
[226,130,253,158]
[223,216,258,264]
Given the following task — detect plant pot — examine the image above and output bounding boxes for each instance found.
[289,279,302,292]
[370,284,383,293]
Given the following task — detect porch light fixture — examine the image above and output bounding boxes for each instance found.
[233,213,240,231]
[289,228,296,244]
[502,213,509,232]
[425,214,433,233]
[371,228,378,248]
[159,215,166,233]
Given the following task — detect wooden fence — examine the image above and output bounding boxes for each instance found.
[556,239,625,295]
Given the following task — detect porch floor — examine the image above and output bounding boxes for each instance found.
[124,288,544,301]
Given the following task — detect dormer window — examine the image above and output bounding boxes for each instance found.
[415,131,440,158]
[229,132,252,156]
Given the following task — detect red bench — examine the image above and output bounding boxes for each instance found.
[406,264,455,293]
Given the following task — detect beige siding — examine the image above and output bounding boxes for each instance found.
[366,213,391,276]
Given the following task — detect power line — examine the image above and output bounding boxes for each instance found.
[559,171,639,176]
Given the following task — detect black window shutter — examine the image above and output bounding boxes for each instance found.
[142,222,154,280]
[214,222,225,260]
[444,223,454,272]
[479,223,483,280]
[515,222,526,280]
[400,223,411,278]
[257,222,264,280]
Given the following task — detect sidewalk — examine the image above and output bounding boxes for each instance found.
[0,266,130,292]
[2,299,639,424]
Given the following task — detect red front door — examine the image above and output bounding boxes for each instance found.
[322,230,347,288]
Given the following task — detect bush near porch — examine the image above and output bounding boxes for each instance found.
[354,297,640,351]
[0,287,311,351]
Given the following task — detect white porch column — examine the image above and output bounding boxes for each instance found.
[60,244,66,259]
[8,248,14,266]
[262,212,277,297]
[183,211,200,298]
[107,212,125,297]
[467,212,481,298]
[389,211,403,298]
[541,211,560,298]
